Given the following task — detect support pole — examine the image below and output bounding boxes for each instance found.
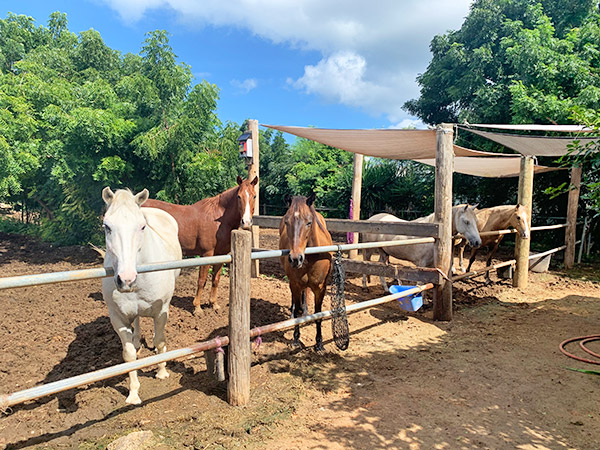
[248,119,260,277]
[565,166,582,269]
[349,153,364,259]
[433,123,454,321]
[514,156,534,288]
[228,230,252,406]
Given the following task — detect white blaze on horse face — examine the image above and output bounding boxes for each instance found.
[241,190,252,229]
[515,206,531,239]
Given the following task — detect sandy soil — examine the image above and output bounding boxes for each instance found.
[0,229,599,449]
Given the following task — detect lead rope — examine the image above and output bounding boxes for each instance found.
[331,248,349,350]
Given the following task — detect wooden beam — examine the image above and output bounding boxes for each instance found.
[248,119,260,278]
[513,156,534,288]
[228,230,252,406]
[252,215,440,237]
[433,123,454,321]
[349,153,364,259]
[342,259,442,284]
[564,166,582,269]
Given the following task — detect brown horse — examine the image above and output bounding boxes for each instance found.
[457,204,530,281]
[279,194,332,351]
[143,176,258,314]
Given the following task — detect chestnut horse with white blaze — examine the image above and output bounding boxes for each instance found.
[279,194,332,351]
[101,187,182,405]
[143,176,257,315]
[457,204,530,281]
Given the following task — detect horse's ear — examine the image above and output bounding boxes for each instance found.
[134,189,149,206]
[284,194,292,206]
[237,175,243,185]
[306,192,316,207]
[102,187,114,206]
[251,176,258,186]
[471,203,479,210]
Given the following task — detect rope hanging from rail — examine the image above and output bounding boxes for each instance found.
[331,249,349,350]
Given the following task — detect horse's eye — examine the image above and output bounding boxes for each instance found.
[307,221,312,227]
[141,225,146,231]
[465,220,470,226]
[103,224,111,234]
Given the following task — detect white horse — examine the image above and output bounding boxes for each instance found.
[101,187,182,405]
[362,204,482,292]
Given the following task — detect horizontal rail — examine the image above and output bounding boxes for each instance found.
[452,260,516,282]
[454,223,568,240]
[530,224,567,231]
[0,283,433,409]
[0,238,435,291]
[528,245,567,260]
[252,215,441,238]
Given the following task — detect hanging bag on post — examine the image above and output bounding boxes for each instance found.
[331,249,349,350]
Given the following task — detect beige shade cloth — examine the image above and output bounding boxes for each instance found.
[415,157,560,178]
[466,124,594,133]
[462,128,599,157]
[263,124,512,159]
[263,124,560,177]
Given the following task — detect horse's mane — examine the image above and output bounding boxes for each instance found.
[309,203,328,235]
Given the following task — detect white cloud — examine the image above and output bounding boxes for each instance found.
[100,0,473,124]
[231,78,258,94]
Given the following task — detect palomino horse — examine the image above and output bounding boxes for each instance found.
[457,204,530,281]
[279,194,333,351]
[101,187,182,405]
[143,176,258,315]
[362,204,482,292]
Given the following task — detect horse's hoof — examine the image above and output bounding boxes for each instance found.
[291,340,302,349]
[125,393,142,405]
[314,343,325,352]
[193,307,203,316]
[155,369,169,380]
[211,304,220,312]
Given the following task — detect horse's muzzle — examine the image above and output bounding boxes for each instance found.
[288,253,305,268]
[240,220,253,230]
[470,237,482,248]
[116,273,137,292]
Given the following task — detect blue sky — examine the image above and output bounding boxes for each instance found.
[4,0,473,131]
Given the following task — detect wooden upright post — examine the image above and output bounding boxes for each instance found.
[433,123,454,321]
[248,119,260,278]
[514,156,534,288]
[349,153,364,259]
[228,230,252,406]
[564,166,582,269]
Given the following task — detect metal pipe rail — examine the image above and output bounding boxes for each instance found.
[0,283,433,409]
[453,223,568,240]
[0,238,435,291]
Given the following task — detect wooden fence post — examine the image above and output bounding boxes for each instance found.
[565,166,582,269]
[514,156,534,288]
[349,153,364,259]
[248,119,260,278]
[433,123,454,321]
[228,230,252,406]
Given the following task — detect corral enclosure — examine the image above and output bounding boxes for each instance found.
[1,229,599,449]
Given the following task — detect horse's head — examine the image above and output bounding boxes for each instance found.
[102,187,149,292]
[455,204,482,248]
[282,193,317,269]
[511,204,530,239]
[237,175,258,230]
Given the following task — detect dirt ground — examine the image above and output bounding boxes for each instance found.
[0,229,599,449]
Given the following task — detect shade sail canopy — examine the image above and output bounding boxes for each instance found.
[415,157,560,178]
[460,127,599,157]
[465,124,594,133]
[263,124,509,159]
[264,124,560,178]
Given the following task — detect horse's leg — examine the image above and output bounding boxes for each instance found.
[112,318,141,405]
[378,250,391,293]
[208,263,224,311]
[290,284,303,347]
[153,310,169,379]
[458,240,467,273]
[362,248,372,290]
[484,237,503,283]
[132,316,142,353]
[466,247,480,273]
[313,286,327,351]
[193,264,210,315]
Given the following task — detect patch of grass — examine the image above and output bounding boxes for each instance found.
[0,217,41,238]
[561,263,600,283]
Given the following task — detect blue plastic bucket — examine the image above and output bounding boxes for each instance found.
[389,285,423,312]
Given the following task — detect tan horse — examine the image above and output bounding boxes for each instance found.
[457,204,530,281]
[279,194,332,351]
[362,205,482,292]
[143,176,258,314]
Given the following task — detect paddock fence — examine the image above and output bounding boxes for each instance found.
[0,228,436,409]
